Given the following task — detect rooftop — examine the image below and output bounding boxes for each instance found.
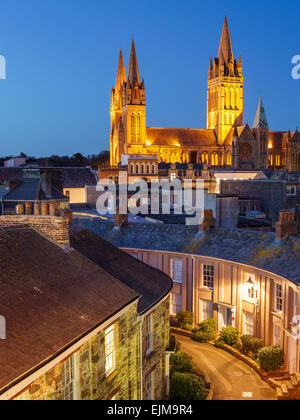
[74,220,300,285]
[0,225,139,393]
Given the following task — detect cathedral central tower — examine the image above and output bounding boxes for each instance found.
[207,16,243,145]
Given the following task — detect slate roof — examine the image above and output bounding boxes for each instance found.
[0,167,97,191]
[3,177,66,202]
[62,168,97,189]
[0,226,139,393]
[0,168,23,185]
[70,227,173,315]
[75,220,300,285]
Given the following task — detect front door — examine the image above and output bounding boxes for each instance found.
[218,306,233,331]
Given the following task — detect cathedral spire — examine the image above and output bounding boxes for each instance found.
[217,15,233,63]
[253,97,269,129]
[115,48,126,91]
[127,38,140,86]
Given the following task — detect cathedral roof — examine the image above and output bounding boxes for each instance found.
[217,15,234,63]
[269,131,290,149]
[253,97,269,129]
[146,127,217,148]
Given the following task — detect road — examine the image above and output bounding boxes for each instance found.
[174,334,276,400]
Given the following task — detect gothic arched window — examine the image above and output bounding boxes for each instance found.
[201,152,208,164]
[137,114,141,143]
[211,152,219,166]
[131,113,136,143]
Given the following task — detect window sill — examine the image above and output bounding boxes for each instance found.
[106,370,119,384]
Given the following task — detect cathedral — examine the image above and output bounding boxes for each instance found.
[110,16,300,172]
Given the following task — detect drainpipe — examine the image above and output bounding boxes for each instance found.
[139,318,143,401]
[192,256,196,324]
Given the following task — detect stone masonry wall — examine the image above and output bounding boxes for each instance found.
[142,298,170,400]
[14,302,140,401]
[13,298,171,401]
[0,215,70,248]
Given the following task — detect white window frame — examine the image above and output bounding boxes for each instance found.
[202,264,214,289]
[105,325,116,377]
[274,283,283,313]
[146,314,153,356]
[171,259,183,284]
[62,356,75,401]
[170,293,182,316]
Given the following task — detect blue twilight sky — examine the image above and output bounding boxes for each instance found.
[0,0,299,157]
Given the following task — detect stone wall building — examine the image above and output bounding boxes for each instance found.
[0,212,173,400]
[79,214,300,375]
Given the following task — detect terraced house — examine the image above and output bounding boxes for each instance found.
[0,210,173,400]
[79,210,300,375]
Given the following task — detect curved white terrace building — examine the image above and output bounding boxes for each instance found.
[77,215,300,374]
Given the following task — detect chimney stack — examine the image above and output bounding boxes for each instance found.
[199,209,216,232]
[276,210,298,239]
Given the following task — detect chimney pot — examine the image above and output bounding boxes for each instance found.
[34,203,41,216]
[16,204,25,215]
[25,202,33,215]
[276,210,298,239]
[41,203,49,216]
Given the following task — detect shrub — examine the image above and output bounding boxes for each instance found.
[258,346,284,372]
[193,331,216,343]
[170,352,194,374]
[176,311,194,329]
[241,335,263,356]
[170,372,208,400]
[220,326,240,346]
[198,318,217,333]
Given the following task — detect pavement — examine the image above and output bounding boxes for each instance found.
[174,333,277,401]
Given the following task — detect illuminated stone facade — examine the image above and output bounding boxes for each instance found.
[110,17,297,172]
[12,299,170,401]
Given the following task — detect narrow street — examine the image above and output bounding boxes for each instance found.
[175,334,276,401]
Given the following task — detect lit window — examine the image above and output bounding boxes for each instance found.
[137,114,141,142]
[203,265,214,289]
[146,315,153,355]
[170,293,182,316]
[131,114,136,142]
[62,356,74,400]
[171,259,183,283]
[170,172,176,181]
[274,325,281,347]
[274,283,283,313]
[65,190,70,199]
[105,325,116,376]
[145,372,154,400]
